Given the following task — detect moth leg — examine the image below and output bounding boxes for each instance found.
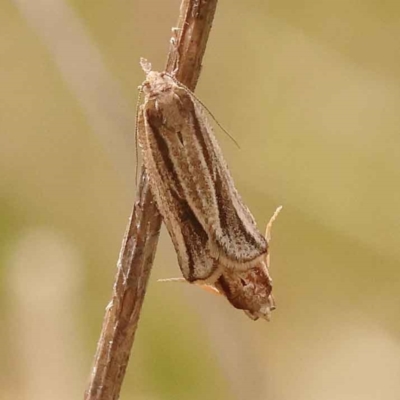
[158,277,222,296]
[265,206,282,268]
[265,206,283,242]
[192,283,221,296]
[158,277,186,283]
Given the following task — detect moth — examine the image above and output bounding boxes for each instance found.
[137,58,280,320]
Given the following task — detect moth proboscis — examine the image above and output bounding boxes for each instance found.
[137,58,281,320]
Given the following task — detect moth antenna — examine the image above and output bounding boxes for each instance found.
[158,278,222,296]
[165,73,240,149]
[265,205,283,242]
[134,86,144,185]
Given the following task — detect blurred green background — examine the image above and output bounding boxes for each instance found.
[1,0,400,399]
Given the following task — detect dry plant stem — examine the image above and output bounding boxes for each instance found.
[84,171,160,400]
[84,1,218,399]
[166,0,218,87]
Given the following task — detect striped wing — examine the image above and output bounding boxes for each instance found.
[139,82,267,281]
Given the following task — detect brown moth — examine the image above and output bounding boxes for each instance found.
[137,59,280,320]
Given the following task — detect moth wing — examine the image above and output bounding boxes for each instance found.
[138,105,220,282]
[141,84,267,279]
[171,198,222,282]
[185,100,268,268]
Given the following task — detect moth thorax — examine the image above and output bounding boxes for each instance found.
[143,72,175,98]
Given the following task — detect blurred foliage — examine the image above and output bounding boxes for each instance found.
[1,0,400,399]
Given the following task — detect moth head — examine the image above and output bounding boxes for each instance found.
[143,72,175,97]
[139,58,176,99]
